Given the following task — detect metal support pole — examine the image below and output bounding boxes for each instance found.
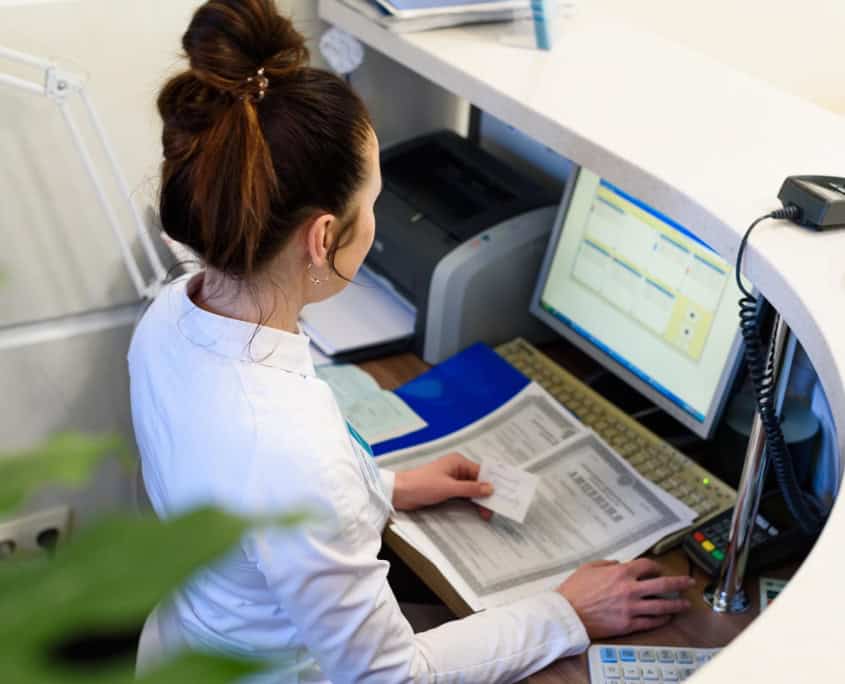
[705,312,792,613]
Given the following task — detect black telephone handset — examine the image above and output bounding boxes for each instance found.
[682,179,840,574]
[777,175,845,229]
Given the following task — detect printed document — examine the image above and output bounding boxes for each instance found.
[379,384,696,610]
[378,383,581,471]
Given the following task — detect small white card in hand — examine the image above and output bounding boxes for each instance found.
[473,460,540,524]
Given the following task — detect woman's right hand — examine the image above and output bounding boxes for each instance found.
[557,558,695,639]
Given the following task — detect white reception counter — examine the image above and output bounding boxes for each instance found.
[319,1,845,680]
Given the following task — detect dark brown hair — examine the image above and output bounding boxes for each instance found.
[157,0,373,280]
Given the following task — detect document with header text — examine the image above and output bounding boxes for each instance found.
[379,384,696,610]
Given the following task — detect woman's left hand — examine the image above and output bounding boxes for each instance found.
[393,452,494,516]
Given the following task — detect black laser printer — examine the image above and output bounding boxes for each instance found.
[367,130,559,364]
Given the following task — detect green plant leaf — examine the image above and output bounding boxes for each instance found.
[0,433,130,516]
[0,507,308,682]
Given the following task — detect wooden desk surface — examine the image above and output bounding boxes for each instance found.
[359,350,794,684]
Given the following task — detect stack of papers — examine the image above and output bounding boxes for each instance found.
[378,383,697,611]
[375,0,529,18]
[338,0,531,33]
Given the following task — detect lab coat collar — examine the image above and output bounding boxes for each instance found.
[171,274,315,377]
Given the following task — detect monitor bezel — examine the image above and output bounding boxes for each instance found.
[529,165,745,439]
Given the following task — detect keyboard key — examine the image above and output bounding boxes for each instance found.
[622,665,642,679]
[679,667,697,680]
[696,653,712,664]
[661,667,680,681]
[603,664,622,678]
[676,650,694,664]
[658,649,676,663]
[642,666,661,680]
[601,647,619,663]
[697,504,713,518]
[638,649,656,662]
[619,648,637,662]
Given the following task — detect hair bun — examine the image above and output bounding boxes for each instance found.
[183,0,308,96]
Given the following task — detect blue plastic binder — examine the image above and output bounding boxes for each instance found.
[371,343,530,456]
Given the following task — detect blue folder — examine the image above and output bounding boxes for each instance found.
[371,343,530,456]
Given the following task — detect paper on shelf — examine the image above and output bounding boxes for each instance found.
[300,265,415,357]
[374,0,529,19]
[339,0,530,32]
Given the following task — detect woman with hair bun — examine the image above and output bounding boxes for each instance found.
[130,1,693,681]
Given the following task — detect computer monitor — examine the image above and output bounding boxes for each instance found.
[530,165,747,438]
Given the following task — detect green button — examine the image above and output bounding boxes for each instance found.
[712,549,725,561]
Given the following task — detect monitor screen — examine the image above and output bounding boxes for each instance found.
[530,166,747,438]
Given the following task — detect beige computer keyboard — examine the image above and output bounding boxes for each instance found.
[496,338,736,554]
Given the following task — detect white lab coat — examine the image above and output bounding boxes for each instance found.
[128,275,589,683]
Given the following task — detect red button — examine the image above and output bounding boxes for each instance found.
[693,532,706,543]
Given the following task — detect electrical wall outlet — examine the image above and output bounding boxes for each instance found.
[0,506,73,558]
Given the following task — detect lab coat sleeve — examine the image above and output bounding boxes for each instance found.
[247,512,589,684]
[378,468,396,509]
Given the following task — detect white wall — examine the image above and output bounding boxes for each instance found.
[0,1,201,464]
[0,0,461,518]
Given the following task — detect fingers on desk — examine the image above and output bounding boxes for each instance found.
[624,558,663,579]
[635,575,695,598]
[631,597,691,616]
[627,615,673,633]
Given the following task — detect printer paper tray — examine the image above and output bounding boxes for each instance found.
[300,265,417,362]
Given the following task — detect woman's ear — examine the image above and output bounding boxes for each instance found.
[304,213,336,268]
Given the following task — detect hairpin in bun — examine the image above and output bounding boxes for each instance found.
[241,67,269,102]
